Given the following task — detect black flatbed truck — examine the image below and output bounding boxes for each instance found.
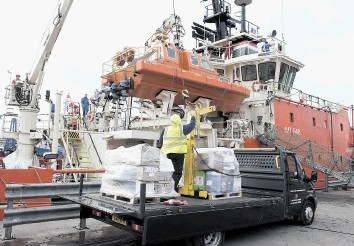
[62,147,318,245]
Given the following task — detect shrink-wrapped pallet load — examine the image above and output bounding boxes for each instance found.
[101,144,178,199]
[159,152,177,195]
[194,147,241,194]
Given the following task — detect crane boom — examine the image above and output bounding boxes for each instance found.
[29,0,73,85]
[28,0,73,108]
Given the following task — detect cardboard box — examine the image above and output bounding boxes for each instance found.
[193,170,206,190]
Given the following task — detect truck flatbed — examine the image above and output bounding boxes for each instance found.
[62,189,285,245]
[63,191,284,218]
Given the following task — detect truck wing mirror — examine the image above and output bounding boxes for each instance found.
[311,171,318,182]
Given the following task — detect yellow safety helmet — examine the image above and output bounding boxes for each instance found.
[170,114,181,125]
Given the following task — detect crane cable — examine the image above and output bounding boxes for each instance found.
[169,0,185,94]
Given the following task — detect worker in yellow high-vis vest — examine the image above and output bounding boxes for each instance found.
[159,113,196,192]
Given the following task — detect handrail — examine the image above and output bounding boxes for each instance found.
[81,119,102,165]
[60,125,78,182]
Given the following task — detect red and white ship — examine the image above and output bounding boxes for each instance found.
[190,0,354,187]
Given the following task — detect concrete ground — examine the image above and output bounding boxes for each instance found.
[1,189,354,246]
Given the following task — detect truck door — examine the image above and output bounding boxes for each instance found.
[285,153,307,215]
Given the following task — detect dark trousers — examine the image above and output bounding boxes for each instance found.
[82,106,89,118]
[167,153,185,192]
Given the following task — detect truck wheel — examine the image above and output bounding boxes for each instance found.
[300,200,315,225]
[187,231,225,246]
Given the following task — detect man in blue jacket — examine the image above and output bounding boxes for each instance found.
[81,94,90,118]
[159,113,196,192]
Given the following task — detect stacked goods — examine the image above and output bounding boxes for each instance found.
[101,144,178,199]
[159,153,178,195]
[194,148,241,194]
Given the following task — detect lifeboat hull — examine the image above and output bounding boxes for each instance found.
[107,60,249,112]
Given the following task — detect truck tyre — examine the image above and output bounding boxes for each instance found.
[300,200,315,225]
[186,231,225,246]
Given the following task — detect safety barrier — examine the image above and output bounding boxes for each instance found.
[2,182,100,240]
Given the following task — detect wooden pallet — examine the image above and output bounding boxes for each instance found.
[101,192,178,205]
[207,191,242,200]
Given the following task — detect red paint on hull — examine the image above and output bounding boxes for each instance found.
[0,168,53,220]
[273,98,354,158]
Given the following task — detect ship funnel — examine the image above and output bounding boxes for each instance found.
[234,0,252,33]
[268,30,277,38]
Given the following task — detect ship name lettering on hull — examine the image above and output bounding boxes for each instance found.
[284,127,301,135]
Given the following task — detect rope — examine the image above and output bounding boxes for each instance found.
[215,85,228,109]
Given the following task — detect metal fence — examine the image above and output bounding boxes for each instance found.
[2,182,100,240]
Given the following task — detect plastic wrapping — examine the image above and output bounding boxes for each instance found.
[159,152,174,180]
[101,144,179,198]
[3,151,32,169]
[206,172,242,193]
[104,164,159,181]
[104,144,160,167]
[194,147,240,175]
[101,173,159,197]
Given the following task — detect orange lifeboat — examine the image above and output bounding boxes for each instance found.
[103,43,250,112]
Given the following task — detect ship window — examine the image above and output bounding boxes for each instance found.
[241,65,257,81]
[279,63,289,90]
[312,117,316,126]
[286,66,298,92]
[216,69,224,75]
[324,120,327,129]
[290,112,294,122]
[201,58,213,70]
[166,46,176,59]
[190,55,199,66]
[258,62,276,83]
[340,123,343,131]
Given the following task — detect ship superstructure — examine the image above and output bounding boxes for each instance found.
[191,0,354,185]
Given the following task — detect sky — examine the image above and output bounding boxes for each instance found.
[1,0,354,115]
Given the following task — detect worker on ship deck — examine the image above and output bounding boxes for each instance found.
[81,94,90,118]
[159,113,196,192]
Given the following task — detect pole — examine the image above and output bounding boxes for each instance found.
[51,91,62,169]
[241,4,246,33]
[329,109,333,152]
[48,100,52,130]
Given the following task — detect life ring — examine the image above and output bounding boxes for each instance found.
[252,81,261,92]
[87,111,95,122]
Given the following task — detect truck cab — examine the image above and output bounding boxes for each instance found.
[236,147,317,226]
[283,149,317,224]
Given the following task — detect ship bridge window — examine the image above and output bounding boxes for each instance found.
[279,63,299,92]
[166,46,176,59]
[287,67,298,89]
[190,55,199,66]
[201,58,213,70]
[241,64,257,81]
[279,63,289,90]
[258,62,276,83]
